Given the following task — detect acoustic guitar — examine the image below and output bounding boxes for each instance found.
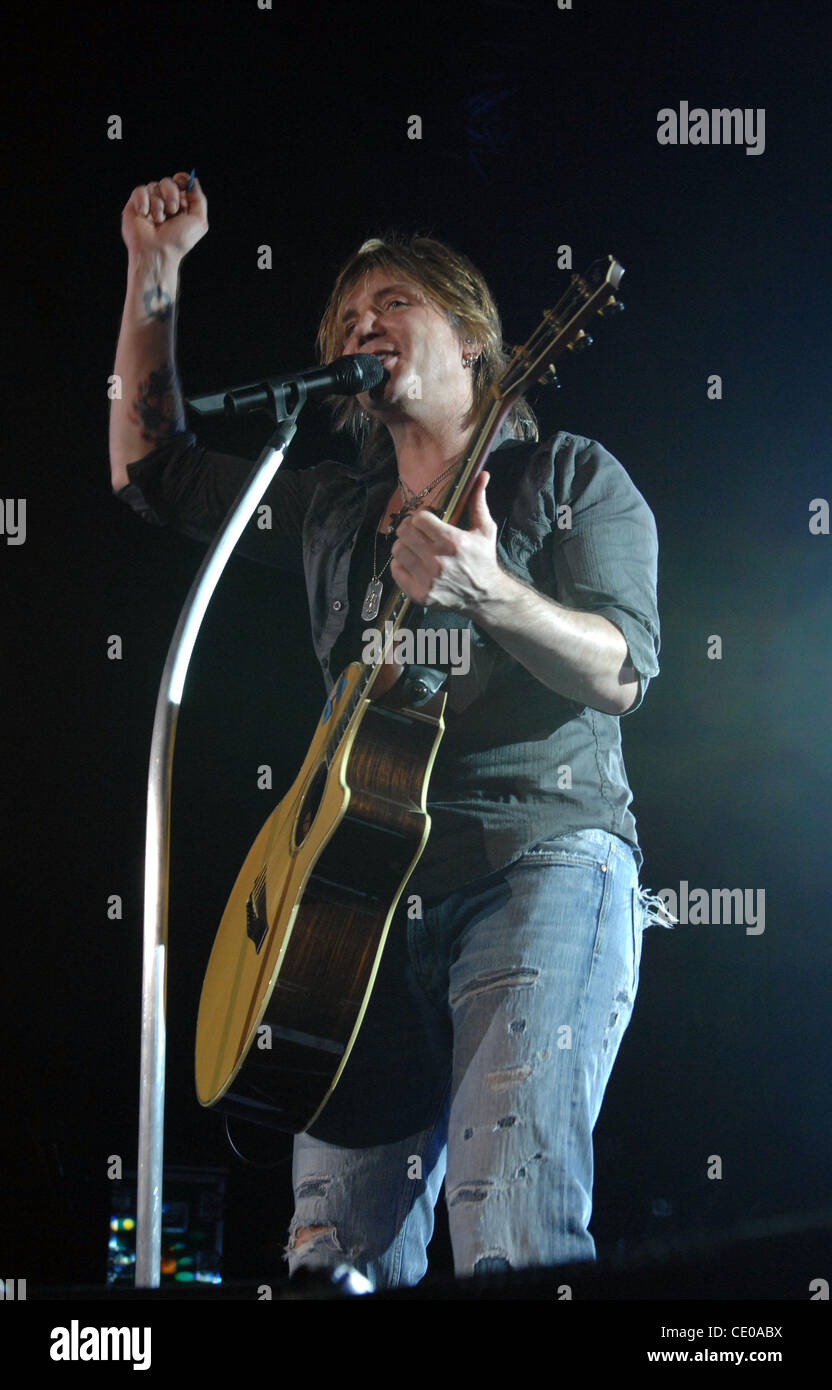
[195,255,624,1132]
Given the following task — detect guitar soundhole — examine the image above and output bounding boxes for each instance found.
[294,763,327,849]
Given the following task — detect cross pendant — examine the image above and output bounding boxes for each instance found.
[387,504,414,533]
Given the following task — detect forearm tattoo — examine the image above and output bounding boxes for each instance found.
[128,363,182,444]
[143,284,173,322]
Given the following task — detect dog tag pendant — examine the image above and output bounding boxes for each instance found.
[361,578,383,622]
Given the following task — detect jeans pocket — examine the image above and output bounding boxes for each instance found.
[520,829,612,870]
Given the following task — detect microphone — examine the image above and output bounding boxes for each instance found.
[186,354,388,421]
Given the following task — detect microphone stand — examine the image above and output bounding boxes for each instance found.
[134,401,302,1288]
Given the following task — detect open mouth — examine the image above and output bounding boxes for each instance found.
[368,351,399,399]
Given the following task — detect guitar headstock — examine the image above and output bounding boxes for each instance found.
[493,255,625,400]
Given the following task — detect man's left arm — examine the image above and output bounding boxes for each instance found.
[465,551,639,714]
[390,453,659,715]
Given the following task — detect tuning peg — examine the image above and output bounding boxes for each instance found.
[537,364,561,387]
[568,330,593,353]
[599,297,625,317]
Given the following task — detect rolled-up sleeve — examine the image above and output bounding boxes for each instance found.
[113,430,321,573]
[551,435,661,713]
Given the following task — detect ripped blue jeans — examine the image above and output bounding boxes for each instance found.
[285,829,664,1288]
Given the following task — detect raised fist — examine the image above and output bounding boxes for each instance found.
[121,172,208,260]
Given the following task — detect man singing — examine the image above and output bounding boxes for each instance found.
[110,170,663,1288]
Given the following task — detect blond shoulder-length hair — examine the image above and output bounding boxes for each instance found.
[314,232,538,468]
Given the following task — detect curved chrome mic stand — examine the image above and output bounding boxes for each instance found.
[135,410,300,1288]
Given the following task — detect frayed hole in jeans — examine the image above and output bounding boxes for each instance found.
[485,1065,533,1090]
[474,1254,512,1275]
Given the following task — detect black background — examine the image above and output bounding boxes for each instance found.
[2,0,830,1297]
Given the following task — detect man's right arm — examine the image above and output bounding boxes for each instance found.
[109,172,208,490]
[109,173,319,573]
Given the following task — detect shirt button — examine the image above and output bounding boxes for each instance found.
[332,600,343,611]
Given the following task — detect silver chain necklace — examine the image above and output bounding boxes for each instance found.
[360,461,460,622]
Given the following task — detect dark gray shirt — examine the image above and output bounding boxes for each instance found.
[115,428,660,900]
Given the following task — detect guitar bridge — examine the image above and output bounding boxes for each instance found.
[245,867,268,953]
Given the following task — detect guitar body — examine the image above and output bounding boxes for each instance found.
[195,660,446,1133]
